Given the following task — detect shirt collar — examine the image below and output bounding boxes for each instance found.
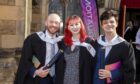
[97,35,125,47]
[36,30,63,44]
[105,34,118,44]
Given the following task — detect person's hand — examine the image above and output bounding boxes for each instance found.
[98,69,111,79]
[35,66,50,78]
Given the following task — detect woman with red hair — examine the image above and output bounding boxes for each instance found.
[64,15,88,46]
[55,15,96,84]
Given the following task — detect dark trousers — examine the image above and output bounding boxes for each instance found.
[135,49,140,83]
[40,75,54,84]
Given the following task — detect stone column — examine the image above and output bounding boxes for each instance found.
[25,0,32,38]
[0,0,26,83]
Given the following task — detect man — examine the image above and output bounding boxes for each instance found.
[124,20,140,84]
[14,13,63,84]
[124,20,139,43]
[92,10,136,84]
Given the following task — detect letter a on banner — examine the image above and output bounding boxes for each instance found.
[81,0,100,39]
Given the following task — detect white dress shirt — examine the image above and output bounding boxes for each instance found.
[97,35,125,58]
[45,30,58,65]
[136,28,140,50]
[104,35,118,58]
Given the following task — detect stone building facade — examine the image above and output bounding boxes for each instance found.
[0,0,121,83]
[0,0,25,83]
[0,0,83,83]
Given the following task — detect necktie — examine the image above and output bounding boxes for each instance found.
[49,43,55,77]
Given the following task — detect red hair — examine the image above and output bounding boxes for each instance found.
[64,15,88,46]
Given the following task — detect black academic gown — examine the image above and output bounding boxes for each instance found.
[93,37,136,84]
[124,26,139,42]
[14,32,63,84]
[55,40,96,84]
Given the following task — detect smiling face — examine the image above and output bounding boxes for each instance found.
[45,13,61,35]
[101,16,118,33]
[68,20,81,35]
[64,15,87,46]
[100,10,119,34]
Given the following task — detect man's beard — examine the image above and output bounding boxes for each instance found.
[47,28,59,35]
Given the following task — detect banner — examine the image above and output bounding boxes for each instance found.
[81,0,99,39]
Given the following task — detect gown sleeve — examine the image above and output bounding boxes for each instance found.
[14,35,34,84]
[122,43,136,84]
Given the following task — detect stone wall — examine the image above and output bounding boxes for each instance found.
[0,0,24,83]
[0,0,15,6]
[0,20,16,35]
[0,48,21,84]
[0,0,25,48]
[0,57,17,84]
